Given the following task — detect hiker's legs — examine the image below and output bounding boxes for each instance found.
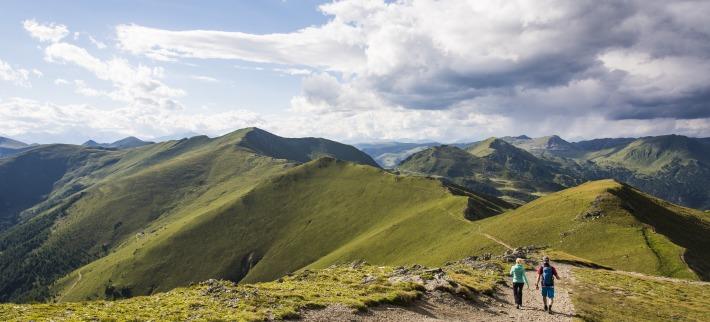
[513,283,523,306]
[541,286,547,311]
[547,288,555,313]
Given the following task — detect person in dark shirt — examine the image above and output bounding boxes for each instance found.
[535,256,560,314]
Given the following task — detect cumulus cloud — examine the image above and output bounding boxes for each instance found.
[0,59,31,87]
[113,0,710,140]
[0,97,265,143]
[23,19,69,43]
[44,42,185,111]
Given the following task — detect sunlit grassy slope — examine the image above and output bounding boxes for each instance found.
[571,268,710,321]
[475,179,709,280]
[55,158,510,301]
[0,127,379,303]
[398,138,582,204]
[4,261,506,321]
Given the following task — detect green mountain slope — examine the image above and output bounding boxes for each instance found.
[476,179,709,280]
[497,134,710,209]
[0,136,31,157]
[0,136,28,149]
[355,142,439,168]
[0,128,378,303]
[82,136,154,149]
[0,145,118,231]
[398,138,582,204]
[238,127,379,167]
[54,157,510,301]
[590,135,710,172]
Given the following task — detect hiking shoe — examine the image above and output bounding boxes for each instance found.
[543,304,548,311]
[548,306,553,314]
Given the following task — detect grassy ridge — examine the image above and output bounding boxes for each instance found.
[398,138,582,204]
[0,128,379,303]
[55,158,510,301]
[571,268,710,321]
[2,261,505,321]
[475,179,708,280]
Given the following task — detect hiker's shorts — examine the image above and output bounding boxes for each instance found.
[541,286,555,298]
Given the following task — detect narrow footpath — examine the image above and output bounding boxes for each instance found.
[302,262,576,321]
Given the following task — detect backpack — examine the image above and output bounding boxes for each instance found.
[542,266,554,286]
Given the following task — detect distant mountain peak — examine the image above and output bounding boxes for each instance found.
[82,140,100,147]
[513,135,531,140]
[81,137,153,149]
[0,136,29,149]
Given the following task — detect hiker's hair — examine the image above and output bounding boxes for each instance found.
[515,258,525,264]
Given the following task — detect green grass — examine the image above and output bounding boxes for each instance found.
[398,138,581,204]
[54,157,510,301]
[2,261,505,321]
[55,174,708,302]
[0,128,380,303]
[473,179,708,280]
[571,268,710,321]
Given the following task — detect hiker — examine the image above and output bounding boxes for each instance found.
[535,256,560,314]
[509,258,529,309]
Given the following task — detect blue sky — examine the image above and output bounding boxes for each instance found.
[1,0,709,144]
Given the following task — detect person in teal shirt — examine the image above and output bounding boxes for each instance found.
[510,258,529,309]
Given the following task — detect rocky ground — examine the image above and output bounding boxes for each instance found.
[301,262,576,322]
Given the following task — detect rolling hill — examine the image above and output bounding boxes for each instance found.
[355,142,439,168]
[53,157,510,301]
[82,136,154,149]
[398,138,582,204]
[1,127,707,308]
[54,175,709,303]
[0,136,30,158]
[500,134,710,209]
[393,134,710,209]
[0,127,380,303]
[475,179,709,280]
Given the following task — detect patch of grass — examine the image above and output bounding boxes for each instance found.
[571,268,710,322]
[1,262,503,321]
[544,249,613,270]
[57,157,509,301]
[1,128,382,303]
[475,179,708,280]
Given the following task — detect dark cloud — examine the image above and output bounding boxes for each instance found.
[612,87,710,119]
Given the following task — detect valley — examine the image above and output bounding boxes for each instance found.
[0,128,708,321]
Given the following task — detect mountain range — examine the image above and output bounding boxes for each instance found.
[0,136,32,158]
[0,127,708,307]
[384,134,710,209]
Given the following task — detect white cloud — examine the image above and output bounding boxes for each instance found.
[273,68,312,76]
[0,97,265,143]
[113,0,710,142]
[23,19,69,43]
[190,75,219,82]
[44,42,185,111]
[89,35,107,49]
[115,23,365,70]
[0,59,31,87]
[54,78,70,85]
[235,65,265,71]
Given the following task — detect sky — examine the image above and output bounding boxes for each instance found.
[1,0,709,144]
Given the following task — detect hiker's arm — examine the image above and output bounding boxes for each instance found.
[523,271,529,287]
[554,267,560,279]
[535,272,541,289]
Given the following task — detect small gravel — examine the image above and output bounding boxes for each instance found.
[300,263,576,322]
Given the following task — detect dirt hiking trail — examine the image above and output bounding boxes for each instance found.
[302,262,576,321]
